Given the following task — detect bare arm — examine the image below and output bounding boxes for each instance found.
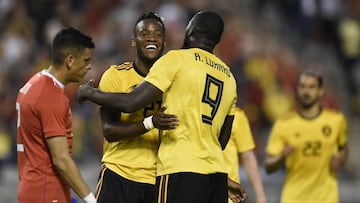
[100,108,147,142]
[101,106,179,142]
[78,80,162,112]
[331,144,348,170]
[240,150,267,203]
[47,136,92,199]
[265,145,294,174]
[218,115,234,150]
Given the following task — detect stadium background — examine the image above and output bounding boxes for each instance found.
[0,0,359,202]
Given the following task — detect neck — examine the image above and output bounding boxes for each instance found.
[299,103,321,119]
[47,65,67,85]
[134,58,153,75]
[183,37,214,53]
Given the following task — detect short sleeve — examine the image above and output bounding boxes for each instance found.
[39,94,70,138]
[144,51,179,92]
[266,120,285,156]
[232,109,255,153]
[99,65,122,92]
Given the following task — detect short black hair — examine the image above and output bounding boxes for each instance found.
[191,11,224,45]
[52,27,95,65]
[133,12,165,35]
[299,70,324,88]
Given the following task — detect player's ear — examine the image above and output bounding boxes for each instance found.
[131,38,136,47]
[65,54,74,69]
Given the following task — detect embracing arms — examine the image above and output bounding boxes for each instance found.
[78,80,162,112]
[101,106,179,142]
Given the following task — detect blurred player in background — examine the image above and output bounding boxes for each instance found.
[16,28,96,203]
[77,10,247,203]
[265,70,348,203]
[224,107,267,203]
[94,12,178,203]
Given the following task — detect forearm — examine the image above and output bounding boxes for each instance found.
[103,121,148,142]
[264,154,285,174]
[331,145,349,170]
[53,155,91,199]
[88,88,133,111]
[337,145,348,166]
[242,152,266,203]
[82,81,162,112]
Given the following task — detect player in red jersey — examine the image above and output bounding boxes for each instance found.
[16,27,96,203]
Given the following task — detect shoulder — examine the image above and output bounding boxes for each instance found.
[322,108,346,120]
[104,62,133,73]
[276,111,298,123]
[113,62,134,71]
[101,62,134,78]
[161,50,183,60]
[322,108,343,115]
[234,107,246,117]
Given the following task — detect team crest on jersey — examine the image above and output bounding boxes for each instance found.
[322,125,332,137]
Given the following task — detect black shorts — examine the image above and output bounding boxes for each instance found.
[95,166,156,203]
[155,172,228,203]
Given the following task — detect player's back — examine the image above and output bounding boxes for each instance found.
[145,48,237,176]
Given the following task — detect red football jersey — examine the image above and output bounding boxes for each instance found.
[17,70,73,203]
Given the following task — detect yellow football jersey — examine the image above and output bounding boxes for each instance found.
[223,108,255,183]
[266,109,347,203]
[98,62,160,184]
[145,48,237,176]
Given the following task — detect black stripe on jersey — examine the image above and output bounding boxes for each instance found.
[115,62,133,71]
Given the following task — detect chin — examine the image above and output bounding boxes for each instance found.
[144,56,161,64]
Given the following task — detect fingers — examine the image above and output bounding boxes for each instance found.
[77,79,96,104]
[153,106,179,130]
[155,117,179,130]
[158,106,167,113]
[86,79,95,87]
[239,190,248,202]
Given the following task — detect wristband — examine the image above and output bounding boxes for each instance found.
[83,192,96,203]
[143,115,154,130]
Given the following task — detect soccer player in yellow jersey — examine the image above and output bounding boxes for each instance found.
[224,107,266,203]
[94,12,178,203]
[78,10,247,203]
[265,70,348,203]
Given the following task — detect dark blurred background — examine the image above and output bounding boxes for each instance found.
[0,0,359,202]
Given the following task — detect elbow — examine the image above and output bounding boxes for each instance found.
[102,124,118,142]
[264,159,277,174]
[264,164,273,175]
[51,154,69,173]
[121,103,140,113]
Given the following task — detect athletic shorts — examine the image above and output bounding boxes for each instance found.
[155,172,228,203]
[95,166,155,203]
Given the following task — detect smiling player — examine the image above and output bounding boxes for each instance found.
[94,12,178,203]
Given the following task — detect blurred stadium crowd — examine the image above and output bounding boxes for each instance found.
[0,0,359,195]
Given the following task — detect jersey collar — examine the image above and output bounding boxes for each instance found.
[41,69,65,89]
